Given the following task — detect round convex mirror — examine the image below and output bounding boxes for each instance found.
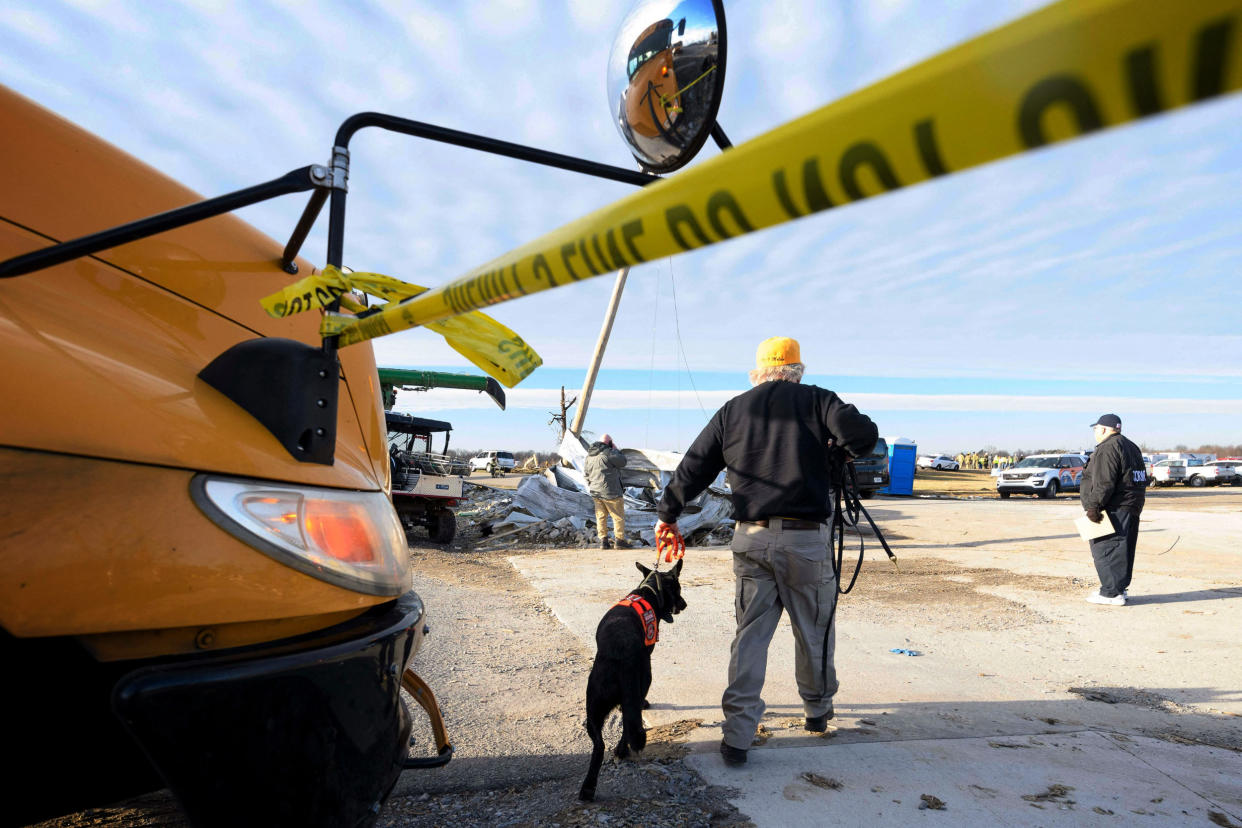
[607,0,727,174]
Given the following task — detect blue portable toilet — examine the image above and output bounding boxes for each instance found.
[883,437,917,496]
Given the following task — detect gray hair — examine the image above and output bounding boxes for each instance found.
[749,362,805,386]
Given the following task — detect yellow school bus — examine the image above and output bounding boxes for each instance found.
[0,85,446,826]
[624,18,682,140]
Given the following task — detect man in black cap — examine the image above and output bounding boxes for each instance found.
[1079,414,1147,606]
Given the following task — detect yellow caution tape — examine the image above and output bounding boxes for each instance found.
[259,266,419,317]
[323,305,542,388]
[261,265,542,387]
[309,0,1237,343]
[662,64,717,108]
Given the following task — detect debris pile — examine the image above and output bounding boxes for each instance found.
[458,433,736,548]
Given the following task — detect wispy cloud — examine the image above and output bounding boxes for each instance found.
[3,0,1238,452]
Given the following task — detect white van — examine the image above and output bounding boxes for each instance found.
[470,450,516,474]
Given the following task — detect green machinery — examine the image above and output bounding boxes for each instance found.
[378,368,505,411]
[379,368,506,544]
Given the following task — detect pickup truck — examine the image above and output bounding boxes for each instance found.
[1184,460,1241,487]
[1150,459,1188,486]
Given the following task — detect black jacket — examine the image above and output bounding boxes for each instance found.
[657,381,878,524]
[1080,433,1147,514]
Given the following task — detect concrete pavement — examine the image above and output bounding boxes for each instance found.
[509,495,1242,825]
[684,731,1242,825]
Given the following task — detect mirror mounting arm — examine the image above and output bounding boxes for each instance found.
[0,165,327,280]
[279,110,659,282]
[710,123,733,150]
[331,112,657,187]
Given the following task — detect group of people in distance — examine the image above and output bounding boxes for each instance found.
[957,451,1016,470]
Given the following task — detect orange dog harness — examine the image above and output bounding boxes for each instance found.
[615,593,659,646]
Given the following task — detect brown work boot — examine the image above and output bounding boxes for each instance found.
[614,538,632,549]
[599,537,612,550]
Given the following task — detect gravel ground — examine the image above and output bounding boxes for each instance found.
[379,525,751,828]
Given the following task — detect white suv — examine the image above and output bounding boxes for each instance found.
[469,450,516,474]
[996,454,1087,499]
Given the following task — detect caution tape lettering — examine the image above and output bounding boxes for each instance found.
[260,265,542,386]
[268,1,1239,349]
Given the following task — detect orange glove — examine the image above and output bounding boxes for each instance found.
[655,521,685,563]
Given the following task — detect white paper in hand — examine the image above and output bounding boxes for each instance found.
[1075,513,1115,541]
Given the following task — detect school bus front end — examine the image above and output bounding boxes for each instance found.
[0,85,445,826]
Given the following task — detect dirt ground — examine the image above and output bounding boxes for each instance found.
[34,474,1242,828]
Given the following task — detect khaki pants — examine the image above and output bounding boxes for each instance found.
[722,520,837,750]
[593,496,625,539]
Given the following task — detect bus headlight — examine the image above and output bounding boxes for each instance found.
[192,475,409,596]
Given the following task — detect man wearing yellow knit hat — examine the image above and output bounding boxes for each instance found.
[657,336,878,766]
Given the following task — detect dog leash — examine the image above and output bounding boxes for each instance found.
[628,525,683,627]
[832,459,899,588]
[818,452,900,692]
[654,523,685,570]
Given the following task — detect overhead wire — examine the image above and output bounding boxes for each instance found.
[666,259,708,421]
[645,263,661,447]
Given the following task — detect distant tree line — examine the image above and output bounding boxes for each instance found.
[1155,443,1242,456]
[955,443,1242,458]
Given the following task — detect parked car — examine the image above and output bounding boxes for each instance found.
[996,454,1087,498]
[917,454,960,471]
[470,450,516,474]
[853,438,890,498]
[1150,459,1188,486]
[1186,460,1241,487]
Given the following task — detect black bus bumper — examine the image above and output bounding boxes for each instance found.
[112,591,440,827]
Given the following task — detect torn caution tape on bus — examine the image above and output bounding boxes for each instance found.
[260,264,542,388]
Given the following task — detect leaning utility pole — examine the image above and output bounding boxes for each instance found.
[569,266,629,436]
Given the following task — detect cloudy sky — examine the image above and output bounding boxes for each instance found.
[4,0,1239,455]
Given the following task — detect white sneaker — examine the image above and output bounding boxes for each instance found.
[1086,591,1126,606]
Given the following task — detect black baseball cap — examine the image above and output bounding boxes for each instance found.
[1091,414,1121,428]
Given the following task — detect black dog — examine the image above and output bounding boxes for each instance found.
[579,559,686,802]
